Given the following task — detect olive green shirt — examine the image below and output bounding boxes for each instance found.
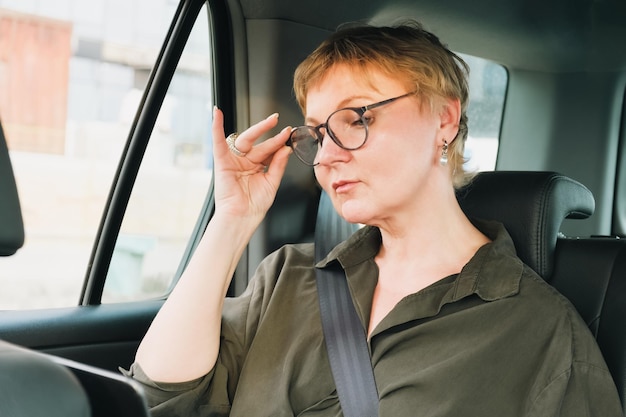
[127,221,623,417]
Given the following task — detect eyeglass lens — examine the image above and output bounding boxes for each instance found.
[289,108,367,165]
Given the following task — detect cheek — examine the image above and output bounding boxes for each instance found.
[373,125,437,169]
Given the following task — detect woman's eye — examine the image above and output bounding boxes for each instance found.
[350,118,365,127]
[355,116,372,127]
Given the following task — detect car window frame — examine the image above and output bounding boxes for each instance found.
[80,0,234,305]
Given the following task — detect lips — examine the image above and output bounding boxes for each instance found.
[332,180,358,194]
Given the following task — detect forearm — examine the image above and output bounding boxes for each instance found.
[135,212,261,383]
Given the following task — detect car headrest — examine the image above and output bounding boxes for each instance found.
[456,171,595,279]
[0,341,91,417]
[0,121,25,256]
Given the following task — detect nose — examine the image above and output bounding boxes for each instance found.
[315,130,351,166]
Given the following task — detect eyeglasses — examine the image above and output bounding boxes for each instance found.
[286,92,415,166]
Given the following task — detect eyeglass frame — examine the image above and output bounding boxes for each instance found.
[286,92,416,166]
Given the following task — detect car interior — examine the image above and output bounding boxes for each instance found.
[1,0,625,414]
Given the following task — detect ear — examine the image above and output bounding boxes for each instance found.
[438,97,461,145]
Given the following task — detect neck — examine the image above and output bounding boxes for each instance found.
[374,186,490,276]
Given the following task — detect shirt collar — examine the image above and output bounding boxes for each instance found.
[315,219,523,302]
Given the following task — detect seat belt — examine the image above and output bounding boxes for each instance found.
[314,191,379,417]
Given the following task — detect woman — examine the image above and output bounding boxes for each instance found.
[127,22,623,416]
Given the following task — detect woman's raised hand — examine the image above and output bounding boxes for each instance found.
[135,109,292,383]
[212,107,292,222]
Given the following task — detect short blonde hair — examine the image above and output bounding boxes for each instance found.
[293,21,472,188]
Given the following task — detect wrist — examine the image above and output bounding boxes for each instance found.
[209,210,263,243]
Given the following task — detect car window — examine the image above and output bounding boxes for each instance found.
[461,54,507,172]
[102,9,212,303]
[0,1,208,309]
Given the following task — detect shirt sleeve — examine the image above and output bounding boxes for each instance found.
[121,293,256,417]
[527,360,623,416]
[121,362,229,417]
[121,246,294,416]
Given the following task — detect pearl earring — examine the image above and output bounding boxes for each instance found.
[439,140,448,166]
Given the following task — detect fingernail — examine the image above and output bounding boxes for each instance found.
[266,113,279,120]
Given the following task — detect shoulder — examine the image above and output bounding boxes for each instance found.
[257,242,315,277]
[519,268,622,413]
[222,242,317,335]
[517,266,582,326]
[240,243,316,298]
[516,265,609,368]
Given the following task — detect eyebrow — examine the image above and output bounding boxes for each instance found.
[304,94,374,126]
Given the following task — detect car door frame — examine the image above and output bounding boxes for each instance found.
[0,0,237,372]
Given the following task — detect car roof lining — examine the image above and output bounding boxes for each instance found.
[237,0,626,72]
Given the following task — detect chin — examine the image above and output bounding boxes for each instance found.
[338,201,372,225]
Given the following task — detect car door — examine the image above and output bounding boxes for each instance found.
[0,0,232,372]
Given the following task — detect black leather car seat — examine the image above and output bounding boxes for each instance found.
[0,341,92,417]
[0,121,92,416]
[552,234,626,408]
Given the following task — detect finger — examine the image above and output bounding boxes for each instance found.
[265,145,292,189]
[250,126,293,165]
[231,113,280,155]
[212,107,230,161]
